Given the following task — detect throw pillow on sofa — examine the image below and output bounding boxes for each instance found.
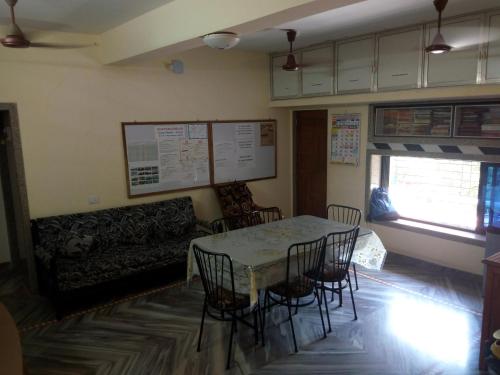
[60,232,95,258]
[119,214,152,245]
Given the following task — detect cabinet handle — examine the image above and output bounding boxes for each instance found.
[349,79,359,82]
[311,83,322,86]
[391,73,409,77]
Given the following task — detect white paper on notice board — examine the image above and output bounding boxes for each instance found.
[212,121,275,184]
[124,123,210,196]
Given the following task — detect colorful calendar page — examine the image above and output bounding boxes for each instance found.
[330,114,361,165]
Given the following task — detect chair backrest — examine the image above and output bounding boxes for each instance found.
[256,207,282,224]
[327,227,360,278]
[210,211,262,233]
[286,236,327,290]
[327,204,361,226]
[192,244,236,311]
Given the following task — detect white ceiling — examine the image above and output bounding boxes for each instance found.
[0,0,173,33]
[237,0,500,53]
[0,0,499,52]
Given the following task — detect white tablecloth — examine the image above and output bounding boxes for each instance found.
[187,215,387,305]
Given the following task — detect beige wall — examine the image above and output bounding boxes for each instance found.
[0,46,291,222]
[323,104,484,275]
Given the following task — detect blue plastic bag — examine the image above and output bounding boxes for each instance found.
[367,187,399,221]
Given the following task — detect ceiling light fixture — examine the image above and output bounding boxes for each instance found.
[425,0,452,54]
[202,31,240,50]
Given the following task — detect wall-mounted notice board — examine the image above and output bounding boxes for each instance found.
[122,119,277,197]
[122,122,210,197]
[212,120,277,184]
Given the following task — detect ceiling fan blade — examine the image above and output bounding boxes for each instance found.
[29,42,96,49]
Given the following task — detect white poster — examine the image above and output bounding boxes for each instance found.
[124,123,210,196]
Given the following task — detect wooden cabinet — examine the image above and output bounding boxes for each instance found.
[425,15,482,87]
[479,252,500,370]
[484,13,500,83]
[301,44,334,96]
[336,36,375,93]
[376,27,423,90]
[271,55,300,99]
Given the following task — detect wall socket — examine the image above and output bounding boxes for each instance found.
[88,195,100,205]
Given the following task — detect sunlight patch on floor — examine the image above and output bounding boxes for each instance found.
[388,293,471,367]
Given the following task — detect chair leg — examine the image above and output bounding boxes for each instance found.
[262,290,268,329]
[226,317,236,370]
[286,298,298,353]
[257,301,265,346]
[315,288,327,339]
[331,285,335,302]
[353,263,359,290]
[347,273,358,321]
[322,287,331,333]
[338,280,343,307]
[253,309,258,345]
[197,300,207,352]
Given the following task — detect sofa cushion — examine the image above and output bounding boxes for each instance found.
[150,198,197,241]
[60,232,95,258]
[56,230,207,292]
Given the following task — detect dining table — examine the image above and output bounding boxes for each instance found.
[187,215,387,306]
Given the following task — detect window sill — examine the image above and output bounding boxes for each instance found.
[369,218,486,247]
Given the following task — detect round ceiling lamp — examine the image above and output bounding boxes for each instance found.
[202,31,240,50]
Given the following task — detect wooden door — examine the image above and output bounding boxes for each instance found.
[295,110,327,217]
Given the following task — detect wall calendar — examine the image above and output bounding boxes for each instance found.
[330,113,361,165]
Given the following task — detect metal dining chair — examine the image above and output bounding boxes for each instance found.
[255,206,283,224]
[210,211,262,234]
[193,244,263,370]
[326,203,362,290]
[263,236,327,353]
[319,227,360,331]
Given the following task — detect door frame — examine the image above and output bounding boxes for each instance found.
[0,103,36,291]
[292,109,328,217]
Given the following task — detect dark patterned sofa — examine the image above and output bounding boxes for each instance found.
[32,197,208,317]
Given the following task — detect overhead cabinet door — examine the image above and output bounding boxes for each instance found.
[271,55,300,99]
[377,28,423,90]
[425,16,482,87]
[301,45,334,96]
[485,13,500,82]
[337,37,375,93]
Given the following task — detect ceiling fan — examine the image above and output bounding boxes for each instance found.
[0,0,93,49]
[425,0,452,54]
[282,29,303,71]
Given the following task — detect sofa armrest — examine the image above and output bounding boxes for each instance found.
[35,244,60,292]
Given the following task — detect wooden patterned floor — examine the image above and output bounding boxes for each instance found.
[0,253,486,374]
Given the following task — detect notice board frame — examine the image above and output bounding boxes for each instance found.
[121,119,277,198]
